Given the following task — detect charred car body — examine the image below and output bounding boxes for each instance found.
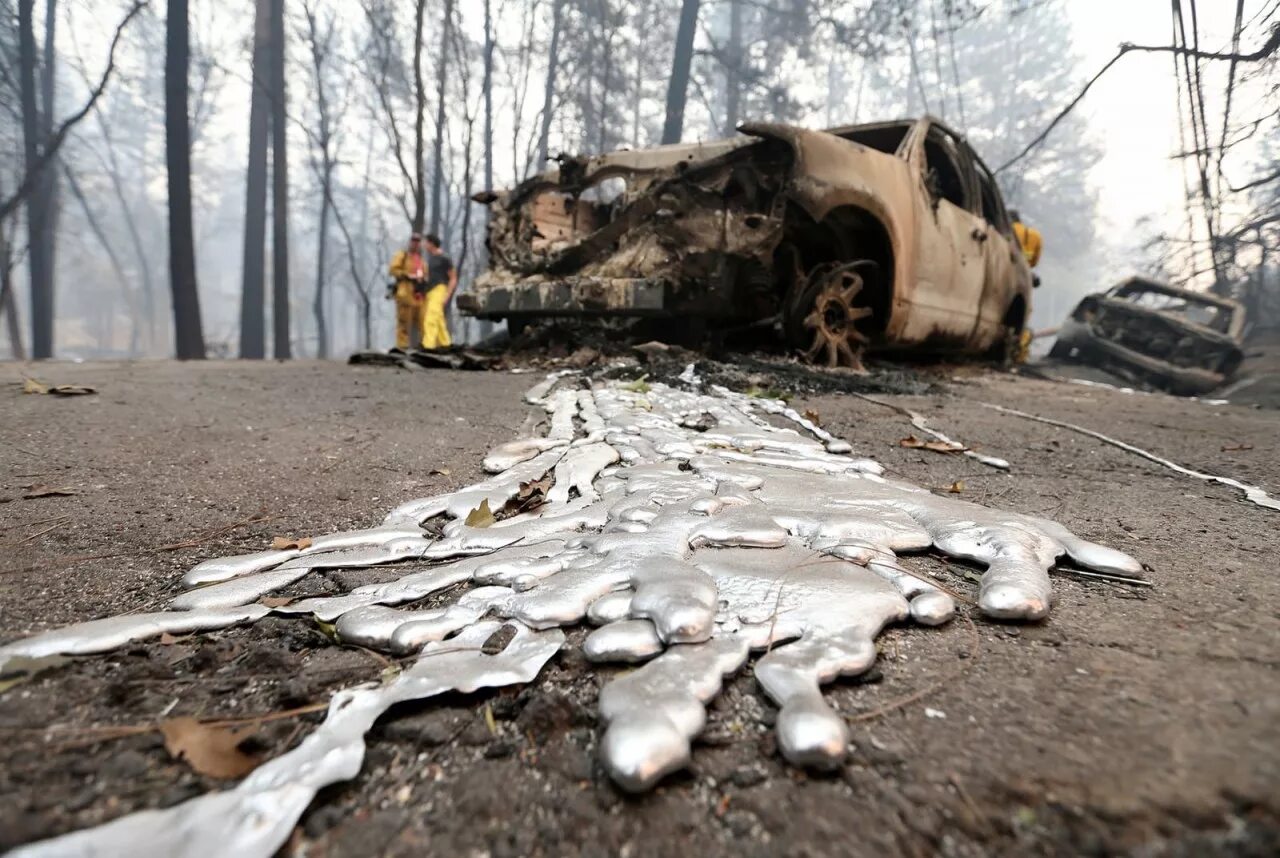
[461,117,1034,369]
[1050,277,1245,396]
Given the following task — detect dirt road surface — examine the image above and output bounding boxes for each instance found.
[2,360,1277,856]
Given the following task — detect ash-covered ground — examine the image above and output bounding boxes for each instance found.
[1,357,1277,856]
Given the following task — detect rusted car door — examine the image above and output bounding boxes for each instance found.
[898,120,989,347]
[968,156,1028,347]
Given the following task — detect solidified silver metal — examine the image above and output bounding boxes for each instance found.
[598,636,750,792]
[13,622,562,858]
[0,606,269,672]
[7,371,1146,852]
[183,548,300,587]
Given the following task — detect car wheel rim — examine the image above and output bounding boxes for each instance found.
[800,266,873,371]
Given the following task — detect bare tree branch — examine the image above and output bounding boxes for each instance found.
[996,23,1280,174]
[0,1,148,222]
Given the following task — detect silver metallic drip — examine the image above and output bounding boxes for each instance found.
[13,622,562,858]
[7,372,1145,853]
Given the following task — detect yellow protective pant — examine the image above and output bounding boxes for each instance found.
[393,282,422,350]
[420,284,452,350]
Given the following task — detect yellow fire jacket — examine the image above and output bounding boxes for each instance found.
[1012,222,1043,268]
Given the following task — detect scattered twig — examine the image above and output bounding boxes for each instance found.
[1052,566,1154,588]
[848,391,1009,471]
[980,402,1279,512]
[846,612,981,724]
[12,520,68,545]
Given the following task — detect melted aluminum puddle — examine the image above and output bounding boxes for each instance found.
[7,373,1142,857]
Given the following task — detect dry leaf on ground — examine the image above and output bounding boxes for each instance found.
[159,717,262,779]
[429,467,452,476]
[464,498,497,528]
[21,484,78,499]
[21,379,96,396]
[500,474,553,517]
[899,435,966,454]
[271,536,313,550]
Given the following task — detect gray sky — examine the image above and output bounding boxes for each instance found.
[1066,0,1272,283]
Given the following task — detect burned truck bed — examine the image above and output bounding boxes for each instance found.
[1049,277,1245,396]
[461,117,1033,370]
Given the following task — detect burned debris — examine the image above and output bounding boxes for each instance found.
[461,117,1034,371]
[1050,277,1246,396]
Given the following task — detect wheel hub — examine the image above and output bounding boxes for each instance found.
[801,266,873,371]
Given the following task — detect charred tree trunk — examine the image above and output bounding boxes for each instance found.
[483,0,494,203]
[314,172,330,358]
[661,0,699,145]
[36,0,60,355]
[269,0,290,359]
[536,0,563,167]
[165,0,206,359]
[412,0,427,232]
[724,0,741,135]
[0,187,25,359]
[19,0,52,358]
[240,0,270,358]
[429,0,454,236]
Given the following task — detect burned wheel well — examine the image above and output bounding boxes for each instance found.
[777,204,894,336]
[1003,295,1027,332]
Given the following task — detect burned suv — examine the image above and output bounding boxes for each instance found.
[461,117,1034,369]
[1050,277,1245,396]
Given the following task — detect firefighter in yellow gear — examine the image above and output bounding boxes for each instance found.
[419,233,458,350]
[388,233,426,351]
[1010,210,1042,268]
[1008,211,1040,365]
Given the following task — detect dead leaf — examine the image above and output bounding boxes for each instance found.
[500,474,553,517]
[802,409,822,426]
[21,379,96,396]
[259,596,294,608]
[464,498,497,529]
[429,467,452,476]
[1220,443,1254,452]
[21,484,78,499]
[271,536,313,550]
[159,717,262,779]
[899,436,965,454]
[948,481,965,493]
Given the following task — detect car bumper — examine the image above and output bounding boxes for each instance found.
[458,277,668,318]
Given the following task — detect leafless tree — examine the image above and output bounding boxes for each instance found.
[165,0,205,358]
[269,0,290,359]
[662,0,699,144]
[240,0,270,357]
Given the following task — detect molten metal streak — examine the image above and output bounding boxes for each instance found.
[5,373,1142,854]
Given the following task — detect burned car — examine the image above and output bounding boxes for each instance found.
[461,117,1034,369]
[1049,277,1245,395]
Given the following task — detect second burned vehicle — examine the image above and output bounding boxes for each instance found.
[1050,277,1246,396]
[461,116,1034,369]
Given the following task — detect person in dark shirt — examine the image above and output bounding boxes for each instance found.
[420,233,458,349]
